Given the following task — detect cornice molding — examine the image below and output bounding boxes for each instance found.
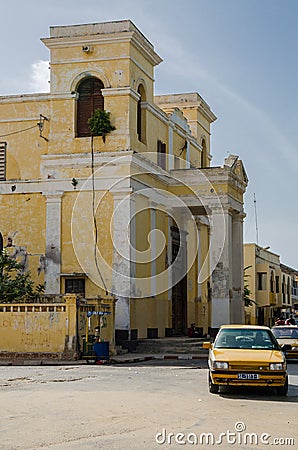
[0,92,75,104]
[102,87,140,101]
[42,30,162,67]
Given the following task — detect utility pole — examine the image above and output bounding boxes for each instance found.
[253,193,259,244]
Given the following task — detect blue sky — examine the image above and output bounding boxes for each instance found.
[1,0,297,267]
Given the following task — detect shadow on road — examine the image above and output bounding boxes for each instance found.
[219,384,298,403]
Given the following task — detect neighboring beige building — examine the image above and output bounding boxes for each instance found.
[280,264,298,315]
[0,20,248,343]
[244,244,296,326]
[292,273,298,312]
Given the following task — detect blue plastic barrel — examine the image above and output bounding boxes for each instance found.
[93,341,109,361]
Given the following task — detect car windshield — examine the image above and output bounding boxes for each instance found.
[214,328,279,350]
[272,327,298,339]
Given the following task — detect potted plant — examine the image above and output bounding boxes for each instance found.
[88,109,115,143]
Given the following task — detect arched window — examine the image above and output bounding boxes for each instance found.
[201,139,207,168]
[287,277,291,303]
[137,84,146,143]
[270,271,275,293]
[77,77,104,137]
[282,275,286,303]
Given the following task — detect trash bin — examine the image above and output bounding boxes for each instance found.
[93,341,109,362]
[82,335,95,356]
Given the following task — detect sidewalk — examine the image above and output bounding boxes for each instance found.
[0,336,210,365]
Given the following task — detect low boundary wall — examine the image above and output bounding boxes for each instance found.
[0,294,115,360]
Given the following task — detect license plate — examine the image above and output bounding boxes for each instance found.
[238,373,259,380]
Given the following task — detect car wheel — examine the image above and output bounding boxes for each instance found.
[209,372,219,394]
[276,376,288,396]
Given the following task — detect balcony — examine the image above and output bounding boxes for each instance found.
[292,286,298,300]
[269,292,277,306]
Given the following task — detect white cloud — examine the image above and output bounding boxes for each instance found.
[29,60,50,93]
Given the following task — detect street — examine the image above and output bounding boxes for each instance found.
[0,361,297,450]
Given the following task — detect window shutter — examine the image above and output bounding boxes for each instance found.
[65,278,85,296]
[77,78,104,137]
[0,142,6,180]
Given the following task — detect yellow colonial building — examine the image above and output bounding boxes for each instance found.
[0,20,248,343]
[244,244,295,326]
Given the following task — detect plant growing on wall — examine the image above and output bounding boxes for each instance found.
[88,109,115,142]
[243,265,256,307]
[0,251,45,303]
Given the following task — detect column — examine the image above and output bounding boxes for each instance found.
[168,124,174,170]
[112,190,134,339]
[186,139,190,169]
[167,214,172,301]
[231,212,245,323]
[64,294,77,355]
[210,206,233,330]
[43,191,63,294]
[150,202,157,296]
[195,219,202,299]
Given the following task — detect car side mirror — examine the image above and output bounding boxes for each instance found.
[281,344,292,352]
[202,342,212,350]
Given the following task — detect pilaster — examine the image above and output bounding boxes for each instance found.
[150,202,157,296]
[210,206,233,329]
[112,190,134,335]
[231,212,245,323]
[43,191,64,294]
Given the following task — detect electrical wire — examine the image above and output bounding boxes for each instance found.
[91,135,108,295]
[0,124,37,139]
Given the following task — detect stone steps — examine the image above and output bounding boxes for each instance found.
[115,345,128,355]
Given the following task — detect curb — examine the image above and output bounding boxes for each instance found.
[0,360,87,366]
[0,354,208,366]
[111,354,208,364]
[111,356,154,364]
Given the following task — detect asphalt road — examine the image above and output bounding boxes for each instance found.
[0,361,297,450]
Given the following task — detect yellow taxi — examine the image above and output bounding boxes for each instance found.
[203,325,288,395]
[271,326,298,360]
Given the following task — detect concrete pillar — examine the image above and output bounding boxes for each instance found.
[43,191,63,294]
[195,219,202,299]
[231,212,245,323]
[210,206,233,330]
[150,203,157,296]
[186,140,190,168]
[112,190,134,339]
[64,294,77,353]
[168,124,174,170]
[167,213,172,301]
